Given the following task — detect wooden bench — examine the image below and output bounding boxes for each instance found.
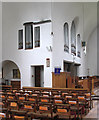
[28,102,58,120]
[54,103,75,120]
[66,98,83,119]
[10,110,28,120]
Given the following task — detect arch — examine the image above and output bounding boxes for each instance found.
[73,16,79,31]
[64,22,69,52]
[71,21,76,55]
[2,60,21,81]
[77,34,81,57]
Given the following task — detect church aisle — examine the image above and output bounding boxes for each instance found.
[83,87,99,120]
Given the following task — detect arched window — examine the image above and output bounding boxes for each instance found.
[77,34,81,57]
[71,21,76,55]
[64,23,69,52]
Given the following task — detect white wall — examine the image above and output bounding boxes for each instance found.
[79,3,97,77]
[96,2,99,78]
[78,48,87,76]
[87,28,97,76]
[77,3,97,77]
[2,2,97,88]
[2,2,52,87]
[52,2,83,72]
[30,66,35,87]
[51,2,97,77]
[3,61,20,80]
[0,1,2,82]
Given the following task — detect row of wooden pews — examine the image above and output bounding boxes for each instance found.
[78,76,99,90]
[0,87,92,120]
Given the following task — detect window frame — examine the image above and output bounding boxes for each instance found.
[18,29,23,49]
[25,24,33,50]
[64,22,69,53]
[71,21,76,55]
[34,26,40,48]
[13,69,20,79]
[77,34,81,58]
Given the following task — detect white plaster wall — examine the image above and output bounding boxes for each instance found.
[78,48,87,76]
[87,28,97,76]
[97,2,99,76]
[2,2,52,87]
[85,3,97,76]
[52,2,83,72]
[52,2,97,77]
[3,61,19,79]
[0,1,2,81]
[30,66,35,87]
[79,3,97,77]
[2,2,97,88]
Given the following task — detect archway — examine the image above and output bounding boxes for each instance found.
[2,60,21,89]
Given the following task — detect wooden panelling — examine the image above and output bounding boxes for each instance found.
[0,85,12,90]
[92,78,94,91]
[67,76,75,88]
[11,81,21,89]
[52,72,71,88]
[23,86,89,92]
[83,79,89,90]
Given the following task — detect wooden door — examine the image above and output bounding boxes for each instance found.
[35,66,41,87]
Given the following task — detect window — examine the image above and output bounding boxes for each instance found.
[64,23,69,52]
[71,21,76,55]
[25,24,33,49]
[34,26,40,47]
[77,34,81,57]
[18,29,23,49]
[13,69,20,79]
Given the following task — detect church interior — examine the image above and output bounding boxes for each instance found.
[0,1,99,120]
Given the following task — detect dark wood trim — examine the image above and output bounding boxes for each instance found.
[23,20,51,26]
[18,48,23,50]
[19,29,23,31]
[35,46,40,48]
[23,86,89,92]
[23,22,33,26]
[33,20,51,25]
[25,48,33,50]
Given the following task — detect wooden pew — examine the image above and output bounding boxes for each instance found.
[10,110,28,120]
[66,98,83,119]
[0,85,12,91]
[28,102,58,120]
[54,104,75,120]
[1,87,92,120]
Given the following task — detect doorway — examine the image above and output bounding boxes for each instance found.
[64,61,78,76]
[35,66,41,87]
[31,65,44,87]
